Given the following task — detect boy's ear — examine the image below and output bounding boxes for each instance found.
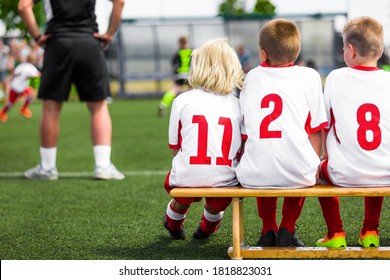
[348,44,356,58]
[259,48,268,63]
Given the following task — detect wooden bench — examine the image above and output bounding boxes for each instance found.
[169,185,390,259]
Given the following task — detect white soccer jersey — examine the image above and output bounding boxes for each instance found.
[11,63,39,93]
[168,88,242,187]
[324,66,390,187]
[236,64,328,188]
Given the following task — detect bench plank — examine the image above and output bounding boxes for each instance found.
[169,185,390,197]
[169,185,390,259]
[228,246,390,259]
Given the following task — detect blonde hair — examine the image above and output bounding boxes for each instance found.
[188,38,244,95]
[343,16,384,59]
[259,18,301,64]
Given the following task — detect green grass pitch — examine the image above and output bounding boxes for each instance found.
[0,99,388,259]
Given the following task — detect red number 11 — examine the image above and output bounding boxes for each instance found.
[190,115,233,166]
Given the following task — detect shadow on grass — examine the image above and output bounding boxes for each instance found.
[94,235,231,260]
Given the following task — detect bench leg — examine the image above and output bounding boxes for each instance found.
[231,197,243,260]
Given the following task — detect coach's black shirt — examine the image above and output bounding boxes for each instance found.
[37,0,99,34]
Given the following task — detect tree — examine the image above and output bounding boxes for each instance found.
[219,0,276,18]
[218,0,246,17]
[0,0,45,36]
[253,0,276,16]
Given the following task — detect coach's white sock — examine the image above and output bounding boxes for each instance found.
[40,147,57,170]
[93,145,111,168]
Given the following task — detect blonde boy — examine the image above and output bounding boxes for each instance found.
[237,19,328,246]
[317,16,390,249]
[163,38,244,240]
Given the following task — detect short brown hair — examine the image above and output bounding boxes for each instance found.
[343,16,384,59]
[258,18,301,64]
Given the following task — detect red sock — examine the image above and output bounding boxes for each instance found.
[318,197,344,237]
[279,197,305,233]
[361,196,384,235]
[256,197,278,233]
[199,213,222,235]
[165,202,188,231]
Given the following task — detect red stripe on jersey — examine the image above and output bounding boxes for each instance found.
[168,120,183,149]
[329,108,341,144]
[304,113,329,135]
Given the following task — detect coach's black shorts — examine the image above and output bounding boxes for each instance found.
[39,33,110,102]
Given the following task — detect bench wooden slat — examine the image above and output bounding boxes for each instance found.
[227,246,390,259]
[170,185,390,197]
[168,185,390,259]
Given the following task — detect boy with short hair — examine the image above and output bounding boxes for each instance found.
[237,19,328,246]
[316,16,390,249]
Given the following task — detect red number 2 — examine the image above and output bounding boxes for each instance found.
[260,93,283,139]
[190,115,233,166]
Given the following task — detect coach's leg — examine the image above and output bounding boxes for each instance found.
[40,99,62,169]
[87,100,124,180]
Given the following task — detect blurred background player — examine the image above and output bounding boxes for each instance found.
[157,36,192,117]
[0,54,40,123]
[163,38,244,240]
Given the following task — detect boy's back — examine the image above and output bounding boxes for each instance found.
[237,64,327,188]
[324,66,390,186]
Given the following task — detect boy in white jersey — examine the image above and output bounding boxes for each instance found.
[237,19,328,246]
[0,54,40,123]
[316,16,390,249]
[163,38,244,240]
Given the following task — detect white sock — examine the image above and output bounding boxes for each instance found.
[204,209,224,222]
[166,200,187,220]
[40,147,57,170]
[93,145,111,168]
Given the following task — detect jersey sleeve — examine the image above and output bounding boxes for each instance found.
[308,71,328,132]
[322,71,334,132]
[168,99,181,149]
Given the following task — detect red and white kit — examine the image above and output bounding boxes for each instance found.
[168,88,243,187]
[10,62,39,97]
[237,63,328,188]
[323,66,390,187]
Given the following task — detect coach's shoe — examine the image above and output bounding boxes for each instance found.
[19,107,32,118]
[193,226,211,240]
[25,164,58,180]
[276,227,304,247]
[0,111,7,123]
[316,232,346,249]
[163,217,186,240]
[359,230,380,248]
[94,163,125,180]
[256,230,277,246]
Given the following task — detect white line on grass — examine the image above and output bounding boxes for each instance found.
[0,170,168,178]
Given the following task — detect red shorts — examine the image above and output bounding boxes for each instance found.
[164,171,231,212]
[8,87,34,103]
